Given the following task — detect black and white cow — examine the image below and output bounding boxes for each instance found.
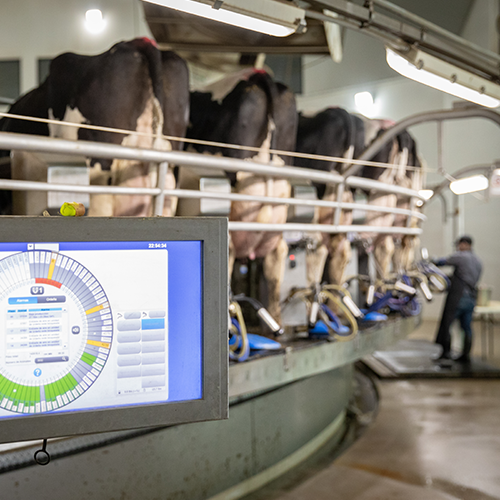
[187,70,298,323]
[359,122,422,276]
[0,38,189,216]
[295,107,365,286]
[295,108,421,287]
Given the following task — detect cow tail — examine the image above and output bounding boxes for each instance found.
[248,71,279,151]
[131,38,164,112]
[336,108,356,173]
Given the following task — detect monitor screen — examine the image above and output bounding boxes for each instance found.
[0,217,228,443]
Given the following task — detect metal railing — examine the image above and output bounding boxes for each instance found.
[0,130,424,235]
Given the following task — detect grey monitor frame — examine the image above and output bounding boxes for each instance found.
[0,216,228,444]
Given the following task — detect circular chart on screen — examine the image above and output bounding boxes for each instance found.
[0,250,113,414]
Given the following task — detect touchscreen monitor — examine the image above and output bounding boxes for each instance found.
[0,217,228,444]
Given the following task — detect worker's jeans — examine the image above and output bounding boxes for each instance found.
[435,276,465,356]
[455,294,475,356]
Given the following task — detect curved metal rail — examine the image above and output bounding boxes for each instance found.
[0,131,424,234]
[344,107,500,178]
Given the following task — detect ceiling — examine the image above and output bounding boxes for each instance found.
[386,0,474,35]
[143,0,486,90]
[144,0,477,54]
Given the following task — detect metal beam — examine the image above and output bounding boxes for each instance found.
[307,0,500,79]
[158,42,330,54]
[372,0,500,64]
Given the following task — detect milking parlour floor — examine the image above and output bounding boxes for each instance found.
[363,320,500,379]
[241,320,500,500]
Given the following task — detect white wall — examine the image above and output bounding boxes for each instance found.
[300,0,500,319]
[462,0,499,51]
[0,0,152,94]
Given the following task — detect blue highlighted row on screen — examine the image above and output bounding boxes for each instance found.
[142,318,165,330]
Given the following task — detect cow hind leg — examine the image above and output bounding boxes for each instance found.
[392,237,404,274]
[88,163,114,216]
[400,235,417,272]
[306,241,329,288]
[374,235,395,279]
[162,166,177,216]
[327,234,351,286]
[262,238,288,326]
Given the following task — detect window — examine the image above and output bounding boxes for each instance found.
[0,60,20,103]
[266,55,302,94]
[38,58,52,85]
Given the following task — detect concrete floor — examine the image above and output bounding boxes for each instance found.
[265,320,500,500]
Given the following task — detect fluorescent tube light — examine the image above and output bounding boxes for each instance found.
[386,48,500,108]
[450,175,489,195]
[143,0,306,37]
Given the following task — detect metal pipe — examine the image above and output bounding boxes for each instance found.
[309,0,499,76]
[304,9,409,51]
[437,121,444,176]
[458,193,465,236]
[0,178,161,196]
[0,131,424,199]
[228,221,421,235]
[0,131,345,186]
[438,192,448,224]
[372,0,500,64]
[345,176,424,198]
[430,163,494,199]
[0,179,426,221]
[452,194,459,243]
[153,161,168,216]
[344,108,500,178]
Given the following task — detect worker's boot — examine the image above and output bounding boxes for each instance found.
[455,337,472,364]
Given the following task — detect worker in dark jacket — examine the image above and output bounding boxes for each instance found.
[433,235,482,364]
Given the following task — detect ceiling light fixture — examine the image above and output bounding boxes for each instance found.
[354,91,375,117]
[449,174,489,195]
[418,189,434,200]
[386,47,500,108]
[85,9,106,34]
[142,0,306,37]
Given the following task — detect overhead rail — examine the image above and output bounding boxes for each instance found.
[0,131,424,234]
[371,0,500,70]
[343,106,500,178]
[306,0,500,81]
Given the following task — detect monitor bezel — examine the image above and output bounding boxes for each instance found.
[0,216,228,444]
